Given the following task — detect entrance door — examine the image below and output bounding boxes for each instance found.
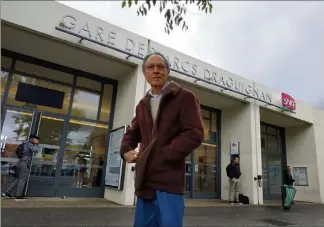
[26,112,65,196]
[185,107,220,199]
[1,109,33,195]
[1,108,65,196]
[192,143,218,199]
[261,124,285,200]
[185,143,219,199]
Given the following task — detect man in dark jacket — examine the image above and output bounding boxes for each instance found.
[283,166,295,204]
[120,52,204,227]
[226,156,242,204]
[2,134,40,200]
[284,166,294,186]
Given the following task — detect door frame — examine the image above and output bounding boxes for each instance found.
[1,107,64,196]
[260,122,287,200]
[1,49,119,198]
[1,107,104,197]
[185,105,222,199]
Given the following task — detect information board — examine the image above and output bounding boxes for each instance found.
[104,125,127,190]
[230,141,240,155]
[293,167,308,186]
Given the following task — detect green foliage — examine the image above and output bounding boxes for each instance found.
[121,0,213,34]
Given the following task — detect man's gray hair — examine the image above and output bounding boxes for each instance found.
[142,52,170,73]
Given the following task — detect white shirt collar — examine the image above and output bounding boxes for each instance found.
[148,82,169,98]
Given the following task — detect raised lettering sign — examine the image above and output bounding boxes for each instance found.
[57,15,273,104]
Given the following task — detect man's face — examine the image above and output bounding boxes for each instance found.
[287,167,291,172]
[32,138,39,144]
[143,55,168,87]
[234,158,239,164]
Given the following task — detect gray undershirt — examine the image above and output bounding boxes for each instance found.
[150,96,162,122]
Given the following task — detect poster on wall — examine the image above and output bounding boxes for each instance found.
[104,125,128,190]
[293,167,308,186]
[230,141,240,155]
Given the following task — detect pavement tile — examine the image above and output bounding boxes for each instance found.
[1,204,324,227]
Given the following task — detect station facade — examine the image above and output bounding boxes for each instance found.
[1,1,323,205]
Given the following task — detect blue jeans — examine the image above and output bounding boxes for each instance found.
[134,190,184,227]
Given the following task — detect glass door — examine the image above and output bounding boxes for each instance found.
[26,113,65,197]
[1,108,65,197]
[1,109,34,195]
[185,107,220,199]
[192,143,218,199]
[261,124,284,200]
[185,154,193,198]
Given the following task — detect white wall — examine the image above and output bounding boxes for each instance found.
[1,1,146,67]
[104,67,145,206]
[221,102,262,204]
[313,108,324,203]
[285,125,321,203]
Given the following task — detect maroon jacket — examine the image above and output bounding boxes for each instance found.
[120,81,204,199]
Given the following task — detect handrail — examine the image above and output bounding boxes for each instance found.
[55,26,295,114]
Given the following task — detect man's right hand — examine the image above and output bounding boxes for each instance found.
[123,150,138,163]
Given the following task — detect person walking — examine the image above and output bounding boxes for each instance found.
[283,166,295,205]
[226,156,242,205]
[284,166,295,186]
[120,52,204,227]
[2,134,40,201]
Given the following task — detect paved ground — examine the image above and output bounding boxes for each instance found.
[2,203,324,226]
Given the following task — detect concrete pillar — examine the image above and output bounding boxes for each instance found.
[104,67,146,205]
[221,102,262,205]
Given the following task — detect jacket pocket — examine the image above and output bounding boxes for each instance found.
[147,149,168,174]
[161,146,185,163]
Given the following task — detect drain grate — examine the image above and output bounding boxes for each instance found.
[258,218,294,226]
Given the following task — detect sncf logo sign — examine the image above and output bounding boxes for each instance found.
[281,93,296,110]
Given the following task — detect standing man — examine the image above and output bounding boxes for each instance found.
[2,134,40,201]
[226,156,242,205]
[283,166,296,205]
[120,52,204,227]
[284,166,295,186]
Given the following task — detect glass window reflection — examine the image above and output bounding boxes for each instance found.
[1,70,9,97]
[76,77,101,91]
[1,110,33,189]
[194,143,217,193]
[71,90,100,120]
[1,56,12,68]
[60,120,108,188]
[15,61,74,84]
[100,84,113,122]
[6,74,72,115]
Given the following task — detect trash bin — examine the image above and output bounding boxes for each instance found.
[281,184,297,210]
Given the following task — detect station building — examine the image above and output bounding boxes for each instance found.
[1,1,323,205]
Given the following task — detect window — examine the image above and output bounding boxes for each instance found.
[211,112,217,133]
[261,125,266,132]
[201,109,210,119]
[1,56,12,69]
[76,77,101,91]
[201,107,218,143]
[99,84,113,122]
[267,126,277,135]
[71,90,100,120]
[6,74,72,115]
[1,56,12,98]
[1,70,9,97]
[60,120,108,188]
[15,61,74,84]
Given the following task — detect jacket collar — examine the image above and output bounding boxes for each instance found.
[143,80,180,100]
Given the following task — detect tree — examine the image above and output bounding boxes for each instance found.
[121,0,213,34]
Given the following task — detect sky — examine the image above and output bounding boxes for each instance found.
[59,1,324,109]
